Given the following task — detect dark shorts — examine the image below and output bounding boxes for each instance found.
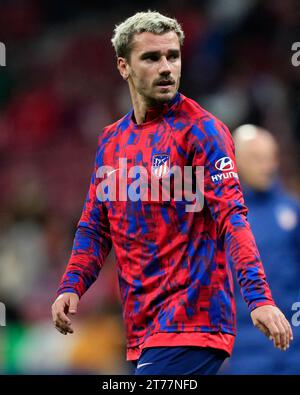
[132,346,228,375]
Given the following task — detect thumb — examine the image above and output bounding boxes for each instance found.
[69,294,79,314]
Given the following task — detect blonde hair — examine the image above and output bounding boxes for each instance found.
[111,10,185,59]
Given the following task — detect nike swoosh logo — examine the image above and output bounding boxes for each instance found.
[136,362,153,369]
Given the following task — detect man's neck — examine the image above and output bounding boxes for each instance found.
[129,86,165,125]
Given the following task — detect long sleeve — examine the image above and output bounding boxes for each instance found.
[56,137,112,299]
[192,116,276,311]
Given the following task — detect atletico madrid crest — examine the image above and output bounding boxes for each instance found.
[151,153,170,178]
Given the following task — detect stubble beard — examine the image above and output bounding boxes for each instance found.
[144,79,180,106]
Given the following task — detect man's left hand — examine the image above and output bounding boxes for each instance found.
[250,305,293,351]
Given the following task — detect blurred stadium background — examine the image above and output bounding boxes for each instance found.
[0,0,299,374]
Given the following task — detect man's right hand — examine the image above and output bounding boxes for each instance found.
[51,292,79,335]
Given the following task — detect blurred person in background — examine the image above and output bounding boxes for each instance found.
[221,124,300,374]
[51,11,292,376]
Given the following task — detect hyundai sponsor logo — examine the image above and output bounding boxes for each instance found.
[211,171,239,183]
[215,157,235,171]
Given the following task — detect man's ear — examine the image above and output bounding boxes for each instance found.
[117,57,130,81]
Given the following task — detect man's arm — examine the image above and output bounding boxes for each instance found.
[192,116,293,350]
[52,136,112,335]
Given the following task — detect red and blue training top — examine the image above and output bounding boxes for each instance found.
[56,92,275,360]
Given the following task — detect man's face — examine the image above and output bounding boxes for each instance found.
[235,135,279,192]
[121,31,181,104]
